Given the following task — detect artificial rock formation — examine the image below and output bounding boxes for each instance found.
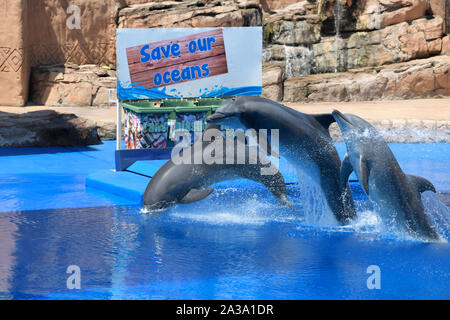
[262,0,450,101]
[0,110,100,147]
[118,0,262,28]
[283,55,450,102]
[31,64,117,107]
[1,0,449,105]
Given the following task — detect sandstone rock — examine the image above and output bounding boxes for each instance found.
[264,19,321,45]
[0,110,100,147]
[427,38,442,55]
[442,35,450,55]
[96,121,117,140]
[263,44,287,62]
[264,0,300,10]
[262,63,284,101]
[118,0,262,28]
[312,17,444,73]
[64,82,93,105]
[356,0,429,30]
[399,30,428,60]
[262,84,283,101]
[429,0,448,32]
[93,87,113,106]
[31,64,117,106]
[283,55,450,102]
[262,63,283,86]
[380,0,429,27]
[263,2,320,45]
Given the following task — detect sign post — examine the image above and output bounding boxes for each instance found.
[114,27,262,171]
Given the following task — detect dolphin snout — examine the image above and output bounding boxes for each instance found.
[206,112,227,123]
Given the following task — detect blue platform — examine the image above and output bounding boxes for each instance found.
[86,160,167,205]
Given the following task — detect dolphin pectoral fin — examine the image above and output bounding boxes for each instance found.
[313,114,336,135]
[360,155,370,196]
[340,153,353,188]
[407,174,437,194]
[279,195,295,211]
[180,187,215,204]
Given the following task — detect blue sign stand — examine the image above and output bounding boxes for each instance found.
[115,147,172,171]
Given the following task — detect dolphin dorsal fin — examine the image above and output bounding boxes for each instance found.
[360,155,370,196]
[180,187,215,204]
[340,153,354,188]
[407,174,436,194]
[313,114,336,134]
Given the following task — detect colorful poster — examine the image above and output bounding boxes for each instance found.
[117,27,262,100]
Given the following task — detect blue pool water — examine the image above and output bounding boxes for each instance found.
[0,142,449,299]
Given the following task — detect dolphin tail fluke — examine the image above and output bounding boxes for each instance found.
[407,174,437,194]
[180,187,215,204]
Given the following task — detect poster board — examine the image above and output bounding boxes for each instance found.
[117,27,262,100]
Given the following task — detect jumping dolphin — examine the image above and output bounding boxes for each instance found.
[332,110,440,240]
[143,126,293,211]
[206,96,356,224]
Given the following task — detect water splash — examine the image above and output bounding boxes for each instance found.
[166,187,301,226]
[293,168,338,227]
[421,191,450,242]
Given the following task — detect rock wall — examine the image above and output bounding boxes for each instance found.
[24,0,120,67]
[0,0,449,105]
[117,0,262,28]
[31,64,117,107]
[261,0,450,102]
[29,0,262,106]
[283,55,450,102]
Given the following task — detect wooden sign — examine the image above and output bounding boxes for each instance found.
[126,29,228,89]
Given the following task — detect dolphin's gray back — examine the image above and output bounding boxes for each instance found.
[143,135,288,209]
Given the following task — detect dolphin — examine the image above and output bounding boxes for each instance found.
[143,126,293,211]
[206,96,356,224]
[332,110,440,240]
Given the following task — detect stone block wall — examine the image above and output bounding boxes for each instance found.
[0,0,449,106]
[261,0,450,102]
